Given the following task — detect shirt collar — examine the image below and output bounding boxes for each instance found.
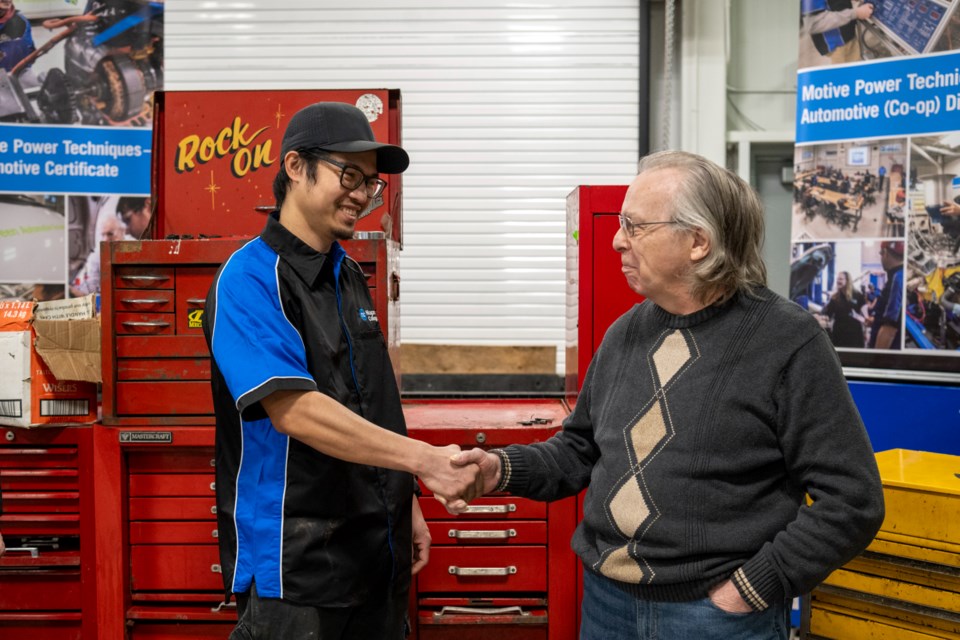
[260,212,342,286]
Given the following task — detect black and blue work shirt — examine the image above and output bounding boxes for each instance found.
[203,213,411,606]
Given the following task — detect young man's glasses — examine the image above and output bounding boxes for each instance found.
[618,214,676,238]
[316,155,388,199]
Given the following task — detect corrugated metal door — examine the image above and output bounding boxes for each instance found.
[164,1,641,373]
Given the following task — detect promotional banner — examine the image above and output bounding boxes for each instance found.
[0,0,162,302]
[793,0,960,374]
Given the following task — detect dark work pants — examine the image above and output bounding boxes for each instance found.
[230,581,408,640]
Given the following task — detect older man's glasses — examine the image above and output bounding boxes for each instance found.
[317,156,388,199]
[618,214,676,237]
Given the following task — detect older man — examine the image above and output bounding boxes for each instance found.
[455,150,884,640]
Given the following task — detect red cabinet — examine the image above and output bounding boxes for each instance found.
[101,236,400,425]
[0,426,94,640]
[93,425,236,640]
[405,399,578,640]
[564,185,636,396]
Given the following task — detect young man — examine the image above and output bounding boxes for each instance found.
[204,102,482,639]
[454,151,884,640]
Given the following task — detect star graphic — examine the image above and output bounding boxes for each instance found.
[205,171,221,210]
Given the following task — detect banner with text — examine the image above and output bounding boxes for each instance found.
[0,1,163,302]
[793,0,960,374]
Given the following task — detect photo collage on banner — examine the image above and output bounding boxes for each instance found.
[0,0,162,302]
[794,0,960,372]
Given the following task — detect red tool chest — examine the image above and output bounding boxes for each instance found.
[0,426,95,640]
[565,185,636,395]
[404,398,578,640]
[100,234,400,425]
[93,425,234,640]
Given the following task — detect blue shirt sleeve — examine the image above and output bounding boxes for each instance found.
[209,243,317,414]
[880,268,903,326]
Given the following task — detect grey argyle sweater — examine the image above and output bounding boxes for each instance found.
[497,288,884,610]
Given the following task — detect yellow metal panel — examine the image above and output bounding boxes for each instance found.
[823,567,960,611]
[811,599,960,639]
[876,449,960,496]
[869,535,960,568]
[875,449,960,546]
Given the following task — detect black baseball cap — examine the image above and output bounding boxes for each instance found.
[280,102,409,174]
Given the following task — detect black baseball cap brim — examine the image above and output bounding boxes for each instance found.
[280,102,409,174]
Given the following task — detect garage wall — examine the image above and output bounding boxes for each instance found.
[163,0,642,374]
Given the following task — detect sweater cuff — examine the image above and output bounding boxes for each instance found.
[731,554,784,611]
[496,445,531,494]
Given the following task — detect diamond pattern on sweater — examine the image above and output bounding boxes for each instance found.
[599,330,692,583]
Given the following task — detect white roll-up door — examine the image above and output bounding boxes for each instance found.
[164,1,641,374]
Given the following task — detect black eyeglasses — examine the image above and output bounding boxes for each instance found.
[618,214,676,237]
[316,156,388,199]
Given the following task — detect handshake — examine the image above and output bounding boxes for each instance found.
[417,445,504,514]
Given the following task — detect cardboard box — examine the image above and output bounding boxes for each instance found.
[0,296,99,428]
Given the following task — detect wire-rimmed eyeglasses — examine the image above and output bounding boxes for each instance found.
[317,156,388,199]
[618,214,676,237]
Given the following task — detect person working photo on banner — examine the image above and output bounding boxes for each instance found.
[203,102,484,640]
[0,0,35,73]
[865,240,903,350]
[801,0,874,65]
[452,150,885,640]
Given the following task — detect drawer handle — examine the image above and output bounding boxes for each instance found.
[211,564,222,574]
[209,481,216,491]
[187,297,206,306]
[435,606,527,617]
[462,504,516,514]
[210,505,217,515]
[448,528,516,540]
[121,321,171,328]
[209,458,216,467]
[122,298,168,305]
[120,274,170,283]
[448,565,517,577]
[212,529,219,539]
[5,546,39,558]
[211,601,237,613]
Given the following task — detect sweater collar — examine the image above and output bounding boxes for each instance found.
[650,292,739,329]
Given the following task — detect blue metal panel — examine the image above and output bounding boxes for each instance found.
[849,381,960,455]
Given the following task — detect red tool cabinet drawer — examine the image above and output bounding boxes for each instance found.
[428,521,546,546]
[0,568,82,610]
[0,447,78,468]
[1,469,78,492]
[115,267,174,290]
[419,496,546,520]
[116,381,214,415]
[129,473,216,497]
[418,547,547,593]
[0,613,81,639]
[129,450,215,473]
[131,521,220,544]
[115,312,175,336]
[417,597,548,639]
[128,622,236,639]
[117,335,210,359]
[118,358,211,381]
[130,545,222,591]
[0,514,79,536]
[1,491,79,513]
[114,289,176,313]
[130,497,217,521]
[175,267,217,335]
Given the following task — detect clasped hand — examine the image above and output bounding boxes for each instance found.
[417,446,504,515]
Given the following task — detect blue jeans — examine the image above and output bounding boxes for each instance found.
[580,570,789,640]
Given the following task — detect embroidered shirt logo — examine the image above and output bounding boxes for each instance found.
[358,308,378,323]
